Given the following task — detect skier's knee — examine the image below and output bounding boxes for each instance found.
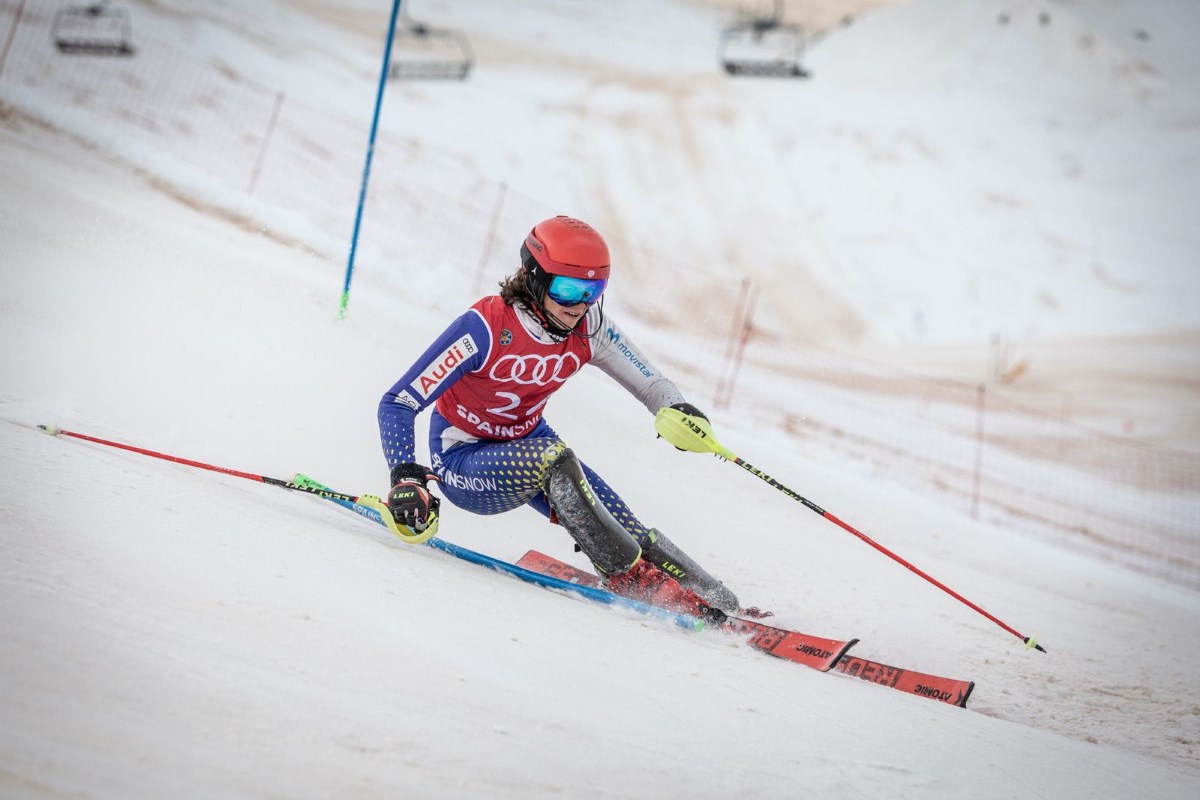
[537,441,572,488]
[541,447,640,575]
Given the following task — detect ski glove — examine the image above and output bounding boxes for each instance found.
[387,463,440,532]
[665,402,709,450]
[669,402,708,422]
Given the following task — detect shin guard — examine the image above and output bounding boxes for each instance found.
[543,448,641,576]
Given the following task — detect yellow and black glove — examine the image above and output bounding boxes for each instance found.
[655,403,718,453]
[387,462,441,533]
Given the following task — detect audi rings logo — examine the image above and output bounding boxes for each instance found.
[489,353,581,385]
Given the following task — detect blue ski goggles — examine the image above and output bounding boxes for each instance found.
[546,274,607,306]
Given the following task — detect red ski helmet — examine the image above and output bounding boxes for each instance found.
[521,216,610,308]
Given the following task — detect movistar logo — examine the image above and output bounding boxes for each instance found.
[605,327,654,378]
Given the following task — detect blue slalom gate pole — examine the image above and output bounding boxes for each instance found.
[339,0,403,320]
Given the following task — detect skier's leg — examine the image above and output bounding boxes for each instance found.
[540,447,720,619]
[540,446,641,576]
[639,528,740,613]
[573,460,741,613]
[427,414,729,617]
[423,413,568,515]
[431,432,567,515]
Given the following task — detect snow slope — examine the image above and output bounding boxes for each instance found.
[2,0,1199,797]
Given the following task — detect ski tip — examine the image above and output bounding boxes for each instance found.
[38,424,61,436]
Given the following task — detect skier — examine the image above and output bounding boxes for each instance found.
[378,215,738,620]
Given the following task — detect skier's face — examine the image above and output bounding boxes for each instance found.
[543,294,588,330]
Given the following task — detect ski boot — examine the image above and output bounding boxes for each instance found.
[542,447,724,622]
[641,528,740,613]
[604,557,726,622]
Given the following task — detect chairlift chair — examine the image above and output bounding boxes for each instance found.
[53,2,135,57]
[389,21,473,81]
[718,0,808,78]
[719,24,808,77]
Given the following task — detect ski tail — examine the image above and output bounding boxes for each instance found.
[834,656,975,708]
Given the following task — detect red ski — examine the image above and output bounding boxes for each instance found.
[516,550,975,708]
[834,656,974,707]
[518,550,853,671]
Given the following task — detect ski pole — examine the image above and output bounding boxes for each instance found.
[654,408,1046,652]
[37,425,437,544]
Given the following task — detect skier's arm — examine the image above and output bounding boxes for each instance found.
[378,309,490,469]
[587,310,690,413]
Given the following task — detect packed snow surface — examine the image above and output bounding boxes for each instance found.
[2,0,1198,797]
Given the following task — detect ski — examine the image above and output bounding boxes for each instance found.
[35,428,969,703]
[516,550,975,708]
[833,655,974,707]
[296,475,970,705]
[298,475,853,670]
[515,549,854,671]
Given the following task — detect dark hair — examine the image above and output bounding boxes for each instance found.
[498,270,532,307]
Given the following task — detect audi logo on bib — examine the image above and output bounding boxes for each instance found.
[489,353,581,385]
